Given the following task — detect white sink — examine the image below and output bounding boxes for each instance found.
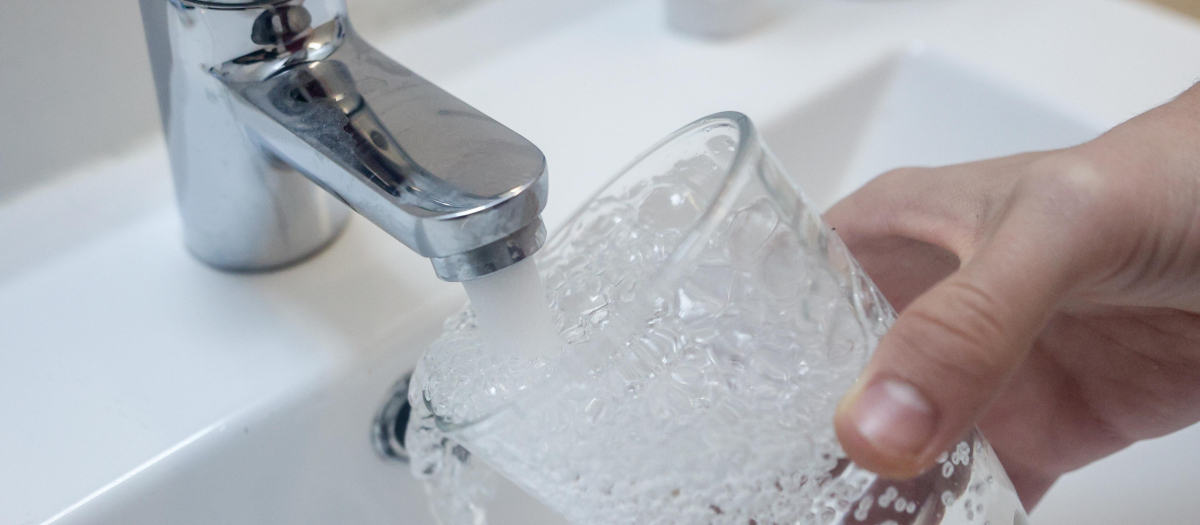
[761,47,1102,210]
[4,1,1200,524]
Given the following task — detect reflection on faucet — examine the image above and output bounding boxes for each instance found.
[140,0,548,280]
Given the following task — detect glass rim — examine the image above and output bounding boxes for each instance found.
[430,111,766,434]
[536,111,767,321]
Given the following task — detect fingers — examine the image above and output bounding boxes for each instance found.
[834,214,1074,478]
[825,159,1031,256]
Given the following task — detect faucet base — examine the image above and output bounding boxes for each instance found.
[185,199,352,273]
[173,146,353,272]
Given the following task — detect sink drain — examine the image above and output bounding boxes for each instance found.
[372,373,412,463]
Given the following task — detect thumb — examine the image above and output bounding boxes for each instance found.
[834,220,1072,478]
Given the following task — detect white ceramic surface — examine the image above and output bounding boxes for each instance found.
[3,0,1199,523]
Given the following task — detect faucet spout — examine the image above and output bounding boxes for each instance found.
[139,0,547,280]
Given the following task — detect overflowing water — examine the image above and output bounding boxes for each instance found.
[405,128,1025,525]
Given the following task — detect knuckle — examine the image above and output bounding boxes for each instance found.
[1019,152,1116,222]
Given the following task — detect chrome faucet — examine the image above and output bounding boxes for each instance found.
[138,0,547,280]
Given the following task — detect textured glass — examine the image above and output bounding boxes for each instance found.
[408,113,1027,525]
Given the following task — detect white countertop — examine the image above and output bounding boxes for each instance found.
[3,0,1199,523]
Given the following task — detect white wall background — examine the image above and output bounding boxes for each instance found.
[0,0,473,202]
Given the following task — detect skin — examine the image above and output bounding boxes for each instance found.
[826,82,1200,509]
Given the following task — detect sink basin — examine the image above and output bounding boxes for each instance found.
[5,1,1200,524]
[761,47,1102,210]
[17,49,1093,525]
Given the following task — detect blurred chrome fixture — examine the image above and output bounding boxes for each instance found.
[373,373,412,463]
[139,0,548,280]
[665,0,769,39]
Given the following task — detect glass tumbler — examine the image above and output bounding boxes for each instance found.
[408,112,1028,525]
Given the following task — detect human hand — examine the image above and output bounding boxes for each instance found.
[827,83,1200,508]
